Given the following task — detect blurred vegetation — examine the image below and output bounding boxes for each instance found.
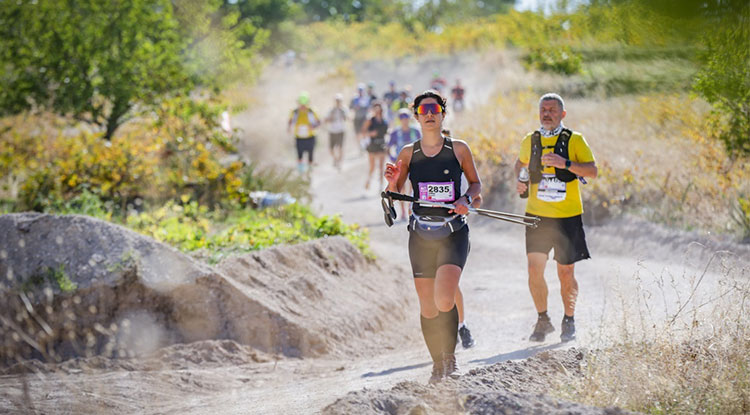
[459,89,750,239]
[0,0,267,139]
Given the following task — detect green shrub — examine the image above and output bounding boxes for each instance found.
[523,45,583,75]
[125,200,373,263]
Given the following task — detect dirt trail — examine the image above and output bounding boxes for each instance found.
[1,53,748,415]
[234,53,749,413]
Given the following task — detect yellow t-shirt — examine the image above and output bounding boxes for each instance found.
[518,131,595,218]
[289,108,318,139]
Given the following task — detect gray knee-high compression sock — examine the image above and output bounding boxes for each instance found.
[420,314,443,364]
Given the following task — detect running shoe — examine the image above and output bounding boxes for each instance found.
[458,325,475,349]
[529,315,555,342]
[442,353,460,380]
[428,361,443,384]
[560,318,576,342]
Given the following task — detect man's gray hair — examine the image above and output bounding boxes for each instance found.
[539,93,565,111]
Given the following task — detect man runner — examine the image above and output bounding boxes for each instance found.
[325,93,348,170]
[350,84,372,151]
[451,79,465,113]
[288,91,320,174]
[514,93,598,343]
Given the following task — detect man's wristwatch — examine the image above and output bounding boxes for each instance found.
[564,159,572,170]
[462,194,472,205]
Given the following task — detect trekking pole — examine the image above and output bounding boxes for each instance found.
[382,191,539,228]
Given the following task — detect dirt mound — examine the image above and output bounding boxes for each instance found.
[323,349,632,415]
[217,236,418,358]
[0,213,416,368]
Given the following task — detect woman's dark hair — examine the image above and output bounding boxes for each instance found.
[412,89,448,114]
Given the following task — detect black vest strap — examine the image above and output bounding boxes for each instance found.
[554,129,577,182]
[529,128,577,184]
[529,131,543,184]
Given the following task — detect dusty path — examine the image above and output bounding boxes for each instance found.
[238,53,749,413]
[2,53,747,415]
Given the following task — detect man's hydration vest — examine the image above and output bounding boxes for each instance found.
[529,128,577,184]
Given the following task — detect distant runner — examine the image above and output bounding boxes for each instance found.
[451,79,465,113]
[514,93,598,343]
[350,84,372,151]
[390,90,411,117]
[325,93,348,170]
[430,71,447,94]
[362,102,389,190]
[288,91,320,174]
[387,108,421,218]
[366,81,378,102]
[383,80,400,122]
[384,90,482,383]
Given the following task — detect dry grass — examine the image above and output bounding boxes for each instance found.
[452,89,750,237]
[556,250,750,414]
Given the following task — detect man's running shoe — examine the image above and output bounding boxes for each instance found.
[458,325,476,349]
[428,361,443,384]
[529,315,555,342]
[442,353,460,380]
[560,317,576,342]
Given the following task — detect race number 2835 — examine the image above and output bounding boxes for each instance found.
[418,182,455,202]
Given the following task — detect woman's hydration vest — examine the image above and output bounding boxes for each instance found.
[529,128,577,184]
[407,137,467,239]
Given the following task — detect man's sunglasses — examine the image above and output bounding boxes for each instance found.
[415,103,444,115]
[398,114,410,119]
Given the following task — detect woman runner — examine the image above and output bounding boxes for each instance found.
[384,90,482,383]
[362,102,389,190]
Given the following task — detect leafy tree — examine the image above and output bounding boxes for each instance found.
[410,0,514,30]
[175,0,269,91]
[0,0,267,140]
[693,7,750,156]
[0,0,189,140]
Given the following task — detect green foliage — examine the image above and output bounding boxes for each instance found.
[0,96,308,214]
[21,265,77,293]
[523,45,582,75]
[0,0,188,139]
[176,0,269,91]
[692,9,750,157]
[731,196,750,242]
[125,200,373,263]
[0,0,267,139]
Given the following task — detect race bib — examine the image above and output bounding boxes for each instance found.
[418,182,455,202]
[297,125,310,137]
[537,174,566,202]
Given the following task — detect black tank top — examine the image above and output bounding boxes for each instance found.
[368,116,388,143]
[409,137,463,217]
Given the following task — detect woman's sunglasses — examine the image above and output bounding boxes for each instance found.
[415,103,444,115]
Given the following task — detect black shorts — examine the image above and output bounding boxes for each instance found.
[366,139,387,154]
[329,132,344,149]
[408,225,470,278]
[525,214,590,265]
[295,136,315,161]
